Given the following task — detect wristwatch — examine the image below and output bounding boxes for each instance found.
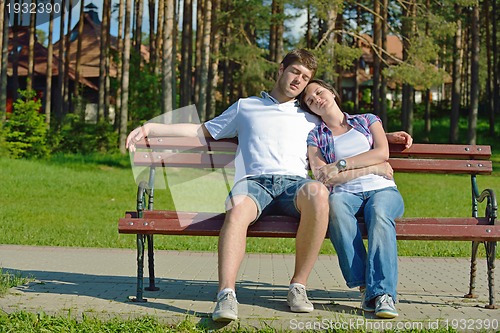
[336,159,347,171]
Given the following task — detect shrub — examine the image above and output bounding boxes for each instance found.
[51,113,119,154]
[3,89,49,159]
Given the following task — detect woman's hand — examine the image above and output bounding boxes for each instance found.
[315,164,340,184]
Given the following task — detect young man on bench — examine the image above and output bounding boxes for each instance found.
[127,49,412,322]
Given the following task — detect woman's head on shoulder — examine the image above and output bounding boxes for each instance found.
[299,79,341,115]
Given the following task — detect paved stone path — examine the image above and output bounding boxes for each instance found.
[1,245,498,331]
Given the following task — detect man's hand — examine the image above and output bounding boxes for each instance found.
[126,124,150,152]
[372,162,394,180]
[386,131,412,148]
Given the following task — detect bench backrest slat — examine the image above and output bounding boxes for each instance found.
[133,151,492,174]
[132,137,492,174]
[136,137,490,159]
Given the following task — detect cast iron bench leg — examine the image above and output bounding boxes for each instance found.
[485,241,497,309]
[145,234,160,291]
[130,234,147,302]
[465,241,480,300]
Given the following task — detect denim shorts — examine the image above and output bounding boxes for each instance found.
[225,175,315,222]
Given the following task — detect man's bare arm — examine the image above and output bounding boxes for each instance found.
[126,123,211,151]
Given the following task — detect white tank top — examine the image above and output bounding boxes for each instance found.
[333,128,396,193]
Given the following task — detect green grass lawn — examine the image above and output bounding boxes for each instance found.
[0,154,498,258]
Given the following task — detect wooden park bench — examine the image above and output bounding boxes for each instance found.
[118,136,498,308]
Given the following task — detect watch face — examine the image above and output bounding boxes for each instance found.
[338,159,347,169]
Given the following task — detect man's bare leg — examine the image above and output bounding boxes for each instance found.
[291,181,329,285]
[286,181,329,313]
[217,195,258,292]
[212,195,257,322]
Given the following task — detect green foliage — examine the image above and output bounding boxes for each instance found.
[385,61,448,90]
[0,269,32,296]
[229,44,275,96]
[3,89,50,159]
[0,312,217,333]
[331,44,364,71]
[51,113,119,155]
[126,50,163,126]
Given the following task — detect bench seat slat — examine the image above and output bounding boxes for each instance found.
[119,212,498,241]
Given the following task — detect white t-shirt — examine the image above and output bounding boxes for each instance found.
[333,128,396,193]
[205,92,320,183]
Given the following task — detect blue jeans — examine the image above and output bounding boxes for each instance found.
[328,187,404,302]
[226,175,315,221]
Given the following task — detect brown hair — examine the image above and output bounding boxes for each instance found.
[299,79,341,114]
[281,49,318,79]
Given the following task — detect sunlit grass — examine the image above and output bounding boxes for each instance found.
[1,155,498,258]
[0,269,33,296]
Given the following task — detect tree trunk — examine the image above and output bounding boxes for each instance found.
[194,0,204,108]
[105,6,111,119]
[44,0,55,128]
[12,6,20,103]
[467,4,480,145]
[423,0,431,141]
[269,0,283,62]
[206,0,220,120]
[354,4,362,114]
[305,5,312,49]
[401,0,415,135]
[161,0,174,113]
[120,0,132,154]
[27,0,36,91]
[483,0,494,136]
[74,0,85,99]
[450,4,462,143]
[180,0,193,108]
[197,0,211,122]
[372,0,381,116]
[380,0,388,127]
[64,0,72,114]
[115,0,124,129]
[0,0,7,122]
[148,0,156,70]
[134,0,143,54]
[493,0,499,129]
[98,0,111,121]
[320,7,337,84]
[155,0,164,74]
[56,0,66,123]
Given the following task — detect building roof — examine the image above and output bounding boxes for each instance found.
[54,10,150,78]
[358,34,403,65]
[7,26,97,89]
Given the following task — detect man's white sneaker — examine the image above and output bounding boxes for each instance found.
[287,284,314,313]
[212,292,238,322]
[375,294,398,319]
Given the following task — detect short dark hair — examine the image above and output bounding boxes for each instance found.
[299,79,341,114]
[281,49,318,79]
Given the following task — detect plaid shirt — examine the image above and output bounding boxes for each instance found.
[306,113,381,164]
